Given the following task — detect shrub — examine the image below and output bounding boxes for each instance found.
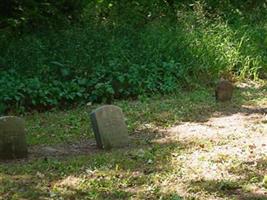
[0,1,266,113]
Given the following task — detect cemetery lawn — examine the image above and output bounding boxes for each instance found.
[0,81,267,200]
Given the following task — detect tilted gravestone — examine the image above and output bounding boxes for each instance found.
[90,105,129,149]
[0,116,28,160]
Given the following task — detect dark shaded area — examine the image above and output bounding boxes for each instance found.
[0,137,188,199]
[0,0,88,30]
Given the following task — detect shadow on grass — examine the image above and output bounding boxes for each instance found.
[194,84,266,121]
[131,83,267,126]
[0,83,266,199]
[188,158,267,200]
[0,137,189,199]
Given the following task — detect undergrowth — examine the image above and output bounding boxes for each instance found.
[0,1,266,113]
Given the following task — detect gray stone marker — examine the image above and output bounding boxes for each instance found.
[90,105,129,149]
[215,79,234,102]
[0,116,28,160]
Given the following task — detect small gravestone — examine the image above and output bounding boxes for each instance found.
[215,79,234,102]
[90,105,129,149]
[0,116,28,160]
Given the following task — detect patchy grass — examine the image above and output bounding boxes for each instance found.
[0,81,267,200]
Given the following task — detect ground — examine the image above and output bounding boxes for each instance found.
[0,81,266,200]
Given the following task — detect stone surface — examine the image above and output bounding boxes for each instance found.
[90,105,129,149]
[0,116,28,160]
[215,80,234,102]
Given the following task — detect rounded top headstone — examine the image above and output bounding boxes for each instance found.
[0,116,26,132]
[91,105,123,114]
[0,116,28,160]
[215,79,234,102]
[90,105,129,149]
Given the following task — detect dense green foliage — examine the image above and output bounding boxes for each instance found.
[0,0,267,113]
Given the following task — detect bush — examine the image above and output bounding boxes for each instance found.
[0,1,266,114]
[0,71,90,113]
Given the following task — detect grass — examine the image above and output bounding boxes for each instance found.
[0,81,266,199]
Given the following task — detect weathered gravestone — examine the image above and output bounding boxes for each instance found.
[90,105,129,149]
[0,116,28,160]
[215,79,234,102]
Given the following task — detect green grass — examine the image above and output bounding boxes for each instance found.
[1,81,266,199]
[25,108,91,145]
[24,82,266,146]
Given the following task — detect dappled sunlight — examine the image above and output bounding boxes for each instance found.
[49,160,180,199]
[0,82,266,199]
[1,0,267,199]
[0,174,33,182]
[169,112,266,141]
[54,175,81,189]
[173,135,267,179]
[159,137,267,198]
[52,175,85,198]
[153,96,267,199]
[0,173,46,199]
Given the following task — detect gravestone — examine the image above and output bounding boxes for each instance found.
[215,79,234,102]
[0,116,28,160]
[90,105,129,149]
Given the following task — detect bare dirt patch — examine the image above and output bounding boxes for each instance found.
[169,110,266,142]
[29,139,99,159]
[162,104,267,199]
